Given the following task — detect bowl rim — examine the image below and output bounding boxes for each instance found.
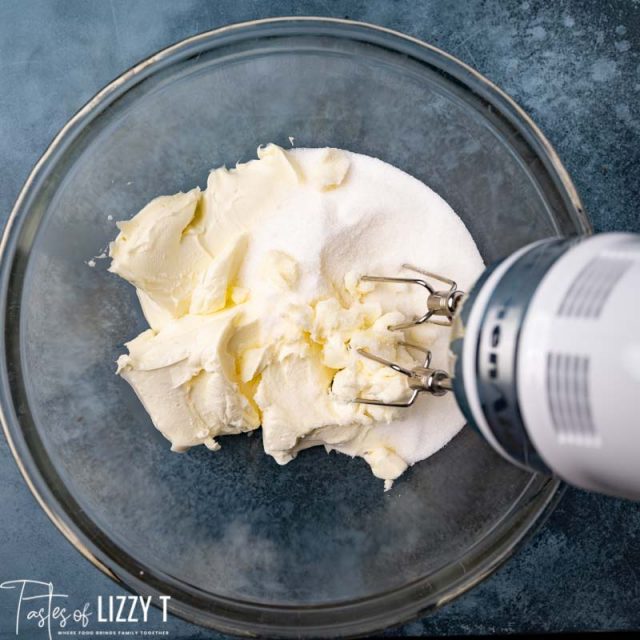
[0,16,587,638]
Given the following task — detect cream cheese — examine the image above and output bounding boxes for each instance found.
[110,144,484,488]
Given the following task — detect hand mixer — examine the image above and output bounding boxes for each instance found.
[354,232,640,501]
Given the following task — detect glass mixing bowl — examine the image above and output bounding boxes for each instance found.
[0,18,588,638]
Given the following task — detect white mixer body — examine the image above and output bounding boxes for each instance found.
[452,233,640,500]
[518,233,640,499]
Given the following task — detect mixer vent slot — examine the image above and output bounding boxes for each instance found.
[546,352,599,446]
[557,257,632,319]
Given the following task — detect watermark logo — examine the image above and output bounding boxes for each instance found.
[1,579,170,639]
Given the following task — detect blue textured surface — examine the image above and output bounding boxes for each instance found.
[1,1,639,637]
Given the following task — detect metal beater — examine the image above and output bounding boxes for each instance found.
[354,264,462,407]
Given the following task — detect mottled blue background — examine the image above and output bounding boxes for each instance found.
[1,0,639,637]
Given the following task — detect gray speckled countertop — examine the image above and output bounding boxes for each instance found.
[1,1,639,637]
